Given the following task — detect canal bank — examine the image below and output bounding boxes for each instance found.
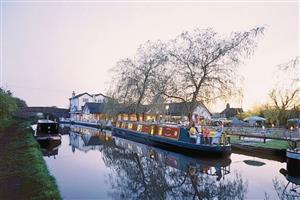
[230,135,291,161]
[0,120,61,199]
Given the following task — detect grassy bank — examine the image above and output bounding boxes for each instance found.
[0,118,15,132]
[230,135,290,149]
[0,120,61,200]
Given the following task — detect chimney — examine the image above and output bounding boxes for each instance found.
[72,91,75,98]
[226,103,230,109]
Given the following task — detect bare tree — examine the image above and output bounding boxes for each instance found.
[269,56,300,126]
[110,40,168,120]
[161,27,265,120]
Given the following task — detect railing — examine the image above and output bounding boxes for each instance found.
[226,132,300,148]
[191,135,230,146]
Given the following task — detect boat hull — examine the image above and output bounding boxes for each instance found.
[112,127,231,157]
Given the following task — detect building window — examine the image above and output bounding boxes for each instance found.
[83,98,89,102]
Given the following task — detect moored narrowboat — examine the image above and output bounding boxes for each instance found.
[34,119,61,142]
[112,121,231,157]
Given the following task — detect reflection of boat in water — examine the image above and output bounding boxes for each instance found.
[113,136,231,180]
[37,139,61,158]
[33,120,61,142]
[113,121,231,157]
[280,167,300,198]
[286,148,300,176]
[68,125,231,179]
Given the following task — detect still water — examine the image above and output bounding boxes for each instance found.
[40,124,298,200]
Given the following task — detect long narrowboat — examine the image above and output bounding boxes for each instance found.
[112,121,231,157]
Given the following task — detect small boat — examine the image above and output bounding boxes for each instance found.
[112,121,231,157]
[286,148,300,176]
[33,119,61,142]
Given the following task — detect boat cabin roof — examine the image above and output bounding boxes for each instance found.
[117,121,185,128]
[38,119,56,124]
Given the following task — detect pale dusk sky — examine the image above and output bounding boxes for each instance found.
[1,1,299,112]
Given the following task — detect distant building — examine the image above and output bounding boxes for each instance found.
[220,103,243,119]
[82,102,106,122]
[69,91,108,121]
[68,91,211,123]
[163,102,211,120]
[117,102,211,122]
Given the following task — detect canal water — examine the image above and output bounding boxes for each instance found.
[40,124,297,200]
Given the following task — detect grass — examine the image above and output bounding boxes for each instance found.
[0,120,61,200]
[229,135,290,149]
[0,118,15,132]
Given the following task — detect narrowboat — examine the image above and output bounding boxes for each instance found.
[34,119,61,142]
[112,121,231,157]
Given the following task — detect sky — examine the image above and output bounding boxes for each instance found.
[1,1,299,112]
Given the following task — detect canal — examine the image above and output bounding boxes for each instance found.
[40,124,297,200]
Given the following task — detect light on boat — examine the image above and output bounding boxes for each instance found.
[159,127,163,136]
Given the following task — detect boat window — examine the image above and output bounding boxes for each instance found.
[137,124,142,132]
[158,127,163,136]
[116,122,120,128]
[174,131,178,137]
[121,123,125,128]
[128,123,133,129]
[150,126,155,135]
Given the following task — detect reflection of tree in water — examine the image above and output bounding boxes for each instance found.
[269,177,300,200]
[102,145,248,200]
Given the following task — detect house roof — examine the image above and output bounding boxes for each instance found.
[69,92,92,100]
[164,102,211,116]
[84,103,105,114]
[117,104,149,114]
[118,101,211,116]
[244,116,266,121]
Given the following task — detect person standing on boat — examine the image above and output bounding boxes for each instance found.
[189,122,198,143]
[195,123,202,144]
[212,123,223,144]
[203,126,210,144]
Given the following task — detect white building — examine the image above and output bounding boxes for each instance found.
[69,92,108,121]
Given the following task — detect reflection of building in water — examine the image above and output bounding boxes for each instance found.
[114,137,231,180]
[69,125,112,153]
